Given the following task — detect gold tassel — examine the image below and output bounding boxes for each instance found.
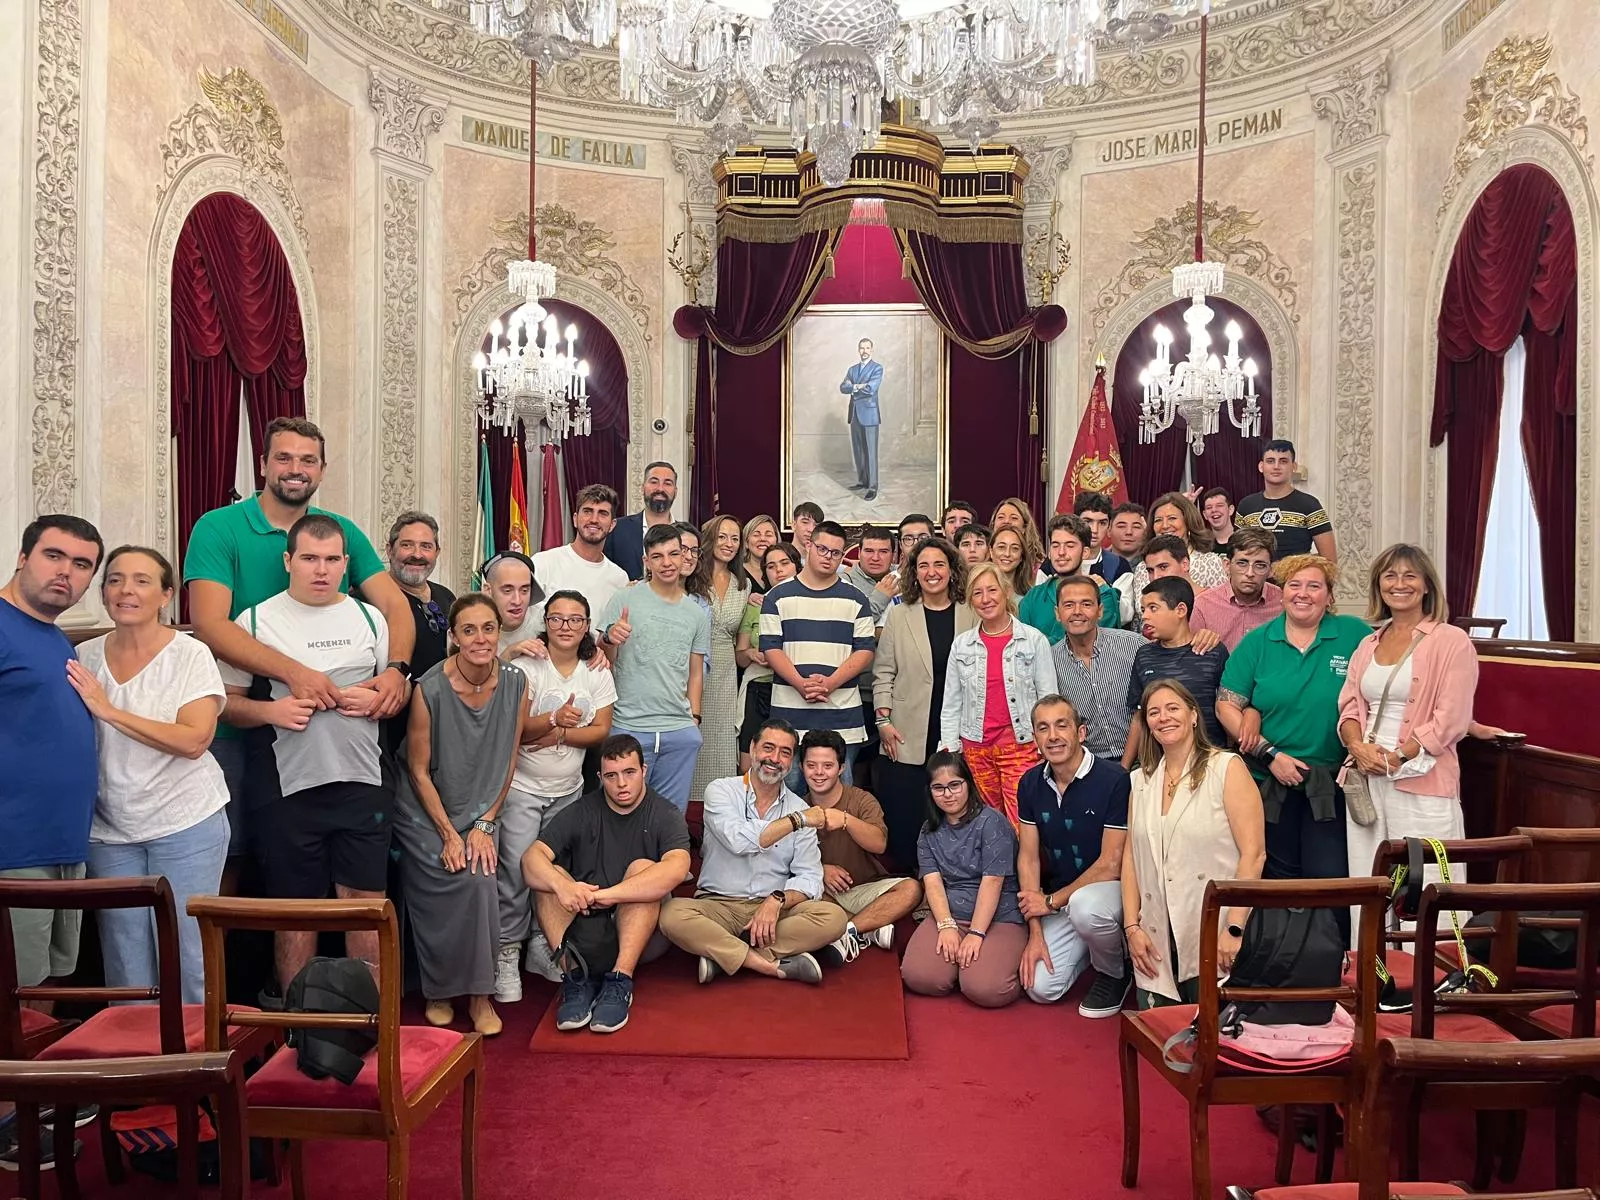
[1029,397,1039,437]
[1040,448,1048,484]
[901,251,914,280]
[824,252,836,279]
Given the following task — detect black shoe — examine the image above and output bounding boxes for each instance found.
[863,489,877,501]
[0,1123,83,1172]
[848,483,867,492]
[1077,969,1131,1018]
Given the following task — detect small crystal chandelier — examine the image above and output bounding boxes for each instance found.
[1136,0,1260,455]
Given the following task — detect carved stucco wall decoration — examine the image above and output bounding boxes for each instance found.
[1088,201,1301,349]
[369,68,447,163]
[1310,55,1389,152]
[668,134,721,306]
[30,0,85,514]
[158,67,309,246]
[1437,35,1592,224]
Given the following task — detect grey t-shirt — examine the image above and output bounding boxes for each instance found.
[598,583,712,732]
[915,805,1024,925]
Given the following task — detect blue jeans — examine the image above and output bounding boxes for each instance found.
[785,741,860,796]
[615,725,703,812]
[86,809,231,1004]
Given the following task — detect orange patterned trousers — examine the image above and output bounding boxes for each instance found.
[960,738,1041,832]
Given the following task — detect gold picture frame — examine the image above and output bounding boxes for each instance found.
[782,303,949,527]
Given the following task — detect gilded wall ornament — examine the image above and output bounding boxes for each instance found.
[378,175,424,532]
[1438,35,1592,222]
[158,68,308,244]
[31,0,84,514]
[1331,159,1379,590]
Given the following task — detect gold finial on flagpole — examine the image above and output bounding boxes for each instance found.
[1095,353,1107,370]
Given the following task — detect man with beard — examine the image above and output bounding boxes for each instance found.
[605,461,678,580]
[184,417,414,860]
[362,511,454,758]
[658,720,849,984]
[532,484,627,619]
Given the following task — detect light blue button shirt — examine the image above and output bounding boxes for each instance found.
[697,775,824,900]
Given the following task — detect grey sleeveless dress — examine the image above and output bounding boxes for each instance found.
[394,661,526,1000]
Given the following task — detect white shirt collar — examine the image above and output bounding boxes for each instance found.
[1043,749,1096,799]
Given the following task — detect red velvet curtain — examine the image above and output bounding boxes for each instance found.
[170,192,307,560]
[1431,164,1577,637]
[542,298,629,502]
[676,230,844,521]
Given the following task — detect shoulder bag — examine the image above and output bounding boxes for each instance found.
[1340,629,1424,827]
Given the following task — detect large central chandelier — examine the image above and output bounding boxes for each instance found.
[1137,0,1260,455]
[451,0,1122,183]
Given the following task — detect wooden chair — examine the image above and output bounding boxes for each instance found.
[1228,1036,1600,1200]
[1387,881,1600,1190]
[0,876,275,1198]
[0,1050,250,1200]
[1119,876,1390,1200]
[188,895,484,1200]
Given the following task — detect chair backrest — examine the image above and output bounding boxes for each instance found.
[0,877,185,1059]
[1412,882,1600,1039]
[187,896,401,1115]
[1451,616,1508,638]
[1509,826,1600,888]
[1368,834,1533,878]
[1190,877,1391,1087]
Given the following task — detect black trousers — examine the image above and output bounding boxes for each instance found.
[876,757,932,879]
[1263,783,1350,944]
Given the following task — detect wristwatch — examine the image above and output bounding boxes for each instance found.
[385,659,412,681]
[1226,923,1245,938]
[768,889,787,905]
[472,818,497,836]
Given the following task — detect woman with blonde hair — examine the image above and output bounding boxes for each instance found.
[1128,491,1227,597]
[989,498,1044,581]
[1336,544,1476,934]
[937,562,1056,828]
[689,513,750,795]
[1123,679,1264,1006]
[1217,554,1369,940]
[740,513,779,596]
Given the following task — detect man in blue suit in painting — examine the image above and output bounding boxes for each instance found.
[840,338,883,501]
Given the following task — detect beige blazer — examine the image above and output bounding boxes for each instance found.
[873,600,977,764]
[1127,750,1245,1001]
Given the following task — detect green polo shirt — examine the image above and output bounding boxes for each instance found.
[1018,578,1121,644]
[183,495,385,737]
[1219,612,1370,772]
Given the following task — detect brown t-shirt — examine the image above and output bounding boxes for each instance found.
[818,786,890,887]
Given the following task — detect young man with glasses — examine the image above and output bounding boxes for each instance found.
[365,512,455,758]
[1189,528,1282,650]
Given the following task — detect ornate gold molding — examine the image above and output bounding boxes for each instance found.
[1437,35,1592,223]
[1330,159,1380,591]
[158,68,308,245]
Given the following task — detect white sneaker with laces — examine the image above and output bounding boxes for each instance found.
[523,933,563,983]
[493,943,523,1003]
[827,930,862,964]
[867,923,895,950]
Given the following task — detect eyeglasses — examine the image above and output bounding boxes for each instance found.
[423,600,446,634]
[929,781,967,797]
[546,614,589,629]
[809,544,845,560]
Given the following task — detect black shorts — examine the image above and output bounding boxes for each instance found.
[259,780,391,899]
[737,680,774,753]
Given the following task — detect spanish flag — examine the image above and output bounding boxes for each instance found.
[507,443,531,554]
[1055,362,1129,515]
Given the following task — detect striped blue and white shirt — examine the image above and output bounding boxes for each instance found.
[759,577,877,744]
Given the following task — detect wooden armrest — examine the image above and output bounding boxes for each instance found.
[188,895,395,933]
[1381,1037,1600,1079]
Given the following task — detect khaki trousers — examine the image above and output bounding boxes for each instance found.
[659,894,849,976]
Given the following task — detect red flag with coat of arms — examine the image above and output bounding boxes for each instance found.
[1055,362,1129,516]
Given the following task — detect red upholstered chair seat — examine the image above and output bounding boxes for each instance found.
[36,1003,260,1060]
[1526,1001,1600,1039]
[1249,1184,1467,1198]
[18,1007,57,1035]
[245,1025,463,1111]
[1374,1011,1520,1043]
[1128,1005,1352,1075]
[1435,940,1577,989]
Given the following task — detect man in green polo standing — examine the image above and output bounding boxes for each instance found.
[184,416,415,860]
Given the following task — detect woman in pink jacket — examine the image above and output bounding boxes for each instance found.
[1336,545,1477,915]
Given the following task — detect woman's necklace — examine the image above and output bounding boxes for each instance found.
[457,658,496,694]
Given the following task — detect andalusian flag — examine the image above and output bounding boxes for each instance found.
[507,444,531,554]
[471,438,495,589]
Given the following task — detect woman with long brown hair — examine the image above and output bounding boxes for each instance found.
[690,513,750,795]
[1127,491,1228,597]
[989,497,1044,582]
[1122,679,1264,1007]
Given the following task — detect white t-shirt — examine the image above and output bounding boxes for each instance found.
[530,543,628,627]
[510,653,617,797]
[219,592,389,796]
[78,632,230,844]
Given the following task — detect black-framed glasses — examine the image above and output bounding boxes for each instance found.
[423,600,446,634]
[929,781,968,797]
[546,614,589,629]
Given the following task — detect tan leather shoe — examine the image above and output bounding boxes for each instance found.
[469,996,502,1037]
[424,1000,454,1027]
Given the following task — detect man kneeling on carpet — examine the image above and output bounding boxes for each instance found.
[797,730,921,965]
[658,719,849,984]
[522,734,691,1034]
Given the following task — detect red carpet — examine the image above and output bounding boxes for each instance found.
[529,946,909,1059]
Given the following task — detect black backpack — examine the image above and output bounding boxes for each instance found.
[1225,905,1346,1026]
[284,957,380,1085]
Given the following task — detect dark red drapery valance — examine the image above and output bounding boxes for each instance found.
[171,192,307,561]
[1430,163,1577,637]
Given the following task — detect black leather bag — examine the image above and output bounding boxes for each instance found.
[284,957,379,1085]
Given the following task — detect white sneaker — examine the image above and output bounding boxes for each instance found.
[523,933,563,983]
[867,923,895,951]
[493,943,523,1003]
[826,930,862,965]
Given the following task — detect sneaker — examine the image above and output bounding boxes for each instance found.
[523,933,563,983]
[0,1105,98,1136]
[0,1124,82,1172]
[493,943,523,1003]
[589,972,634,1034]
[821,928,862,968]
[555,975,599,1031]
[774,952,823,985]
[696,955,722,985]
[1077,969,1132,1018]
[866,923,895,951]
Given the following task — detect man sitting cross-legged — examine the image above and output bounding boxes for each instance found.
[658,719,849,984]
[797,729,922,965]
[1017,694,1132,1017]
[522,734,691,1034]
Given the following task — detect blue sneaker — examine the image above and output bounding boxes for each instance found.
[554,942,598,1031]
[589,972,634,1034]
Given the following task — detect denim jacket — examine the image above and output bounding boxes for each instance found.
[938,618,1058,750]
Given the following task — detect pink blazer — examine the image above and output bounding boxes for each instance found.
[1337,619,1478,798]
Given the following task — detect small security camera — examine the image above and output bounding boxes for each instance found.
[651,417,669,434]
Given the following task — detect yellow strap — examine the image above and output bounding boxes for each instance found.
[1423,836,1499,990]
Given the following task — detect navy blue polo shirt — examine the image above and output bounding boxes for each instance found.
[1016,753,1130,892]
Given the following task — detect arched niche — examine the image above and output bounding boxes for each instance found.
[452,275,650,589]
[149,157,320,561]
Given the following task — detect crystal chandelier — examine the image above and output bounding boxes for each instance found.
[1136,0,1260,455]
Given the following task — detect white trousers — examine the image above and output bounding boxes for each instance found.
[1024,879,1125,1004]
[1344,775,1464,951]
